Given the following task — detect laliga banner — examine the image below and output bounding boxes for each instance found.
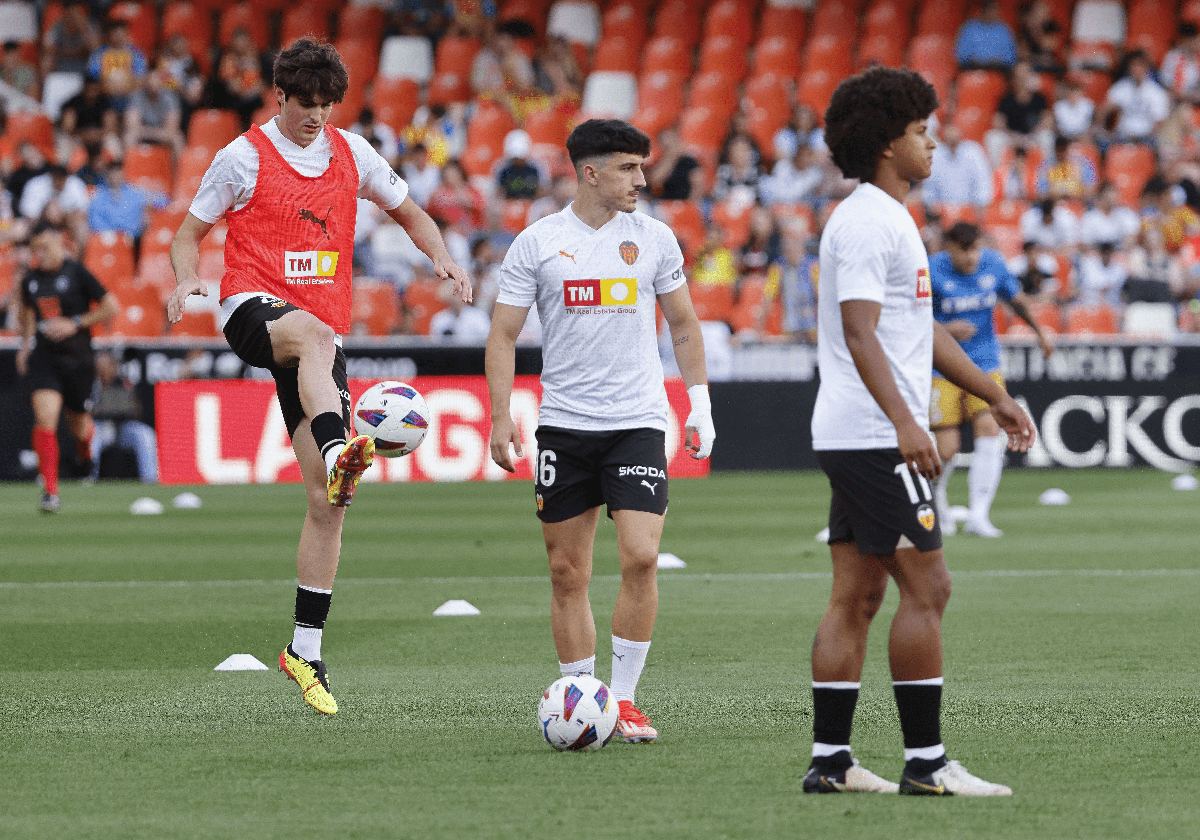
[156,376,709,485]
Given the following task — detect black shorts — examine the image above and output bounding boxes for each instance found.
[222,294,349,438]
[817,448,944,555]
[24,348,95,413]
[534,426,669,523]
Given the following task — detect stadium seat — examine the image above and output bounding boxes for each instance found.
[652,0,702,46]
[702,0,755,49]
[1104,143,1156,207]
[864,0,917,34]
[1185,0,1200,27]
[760,2,807,42]
[370,77,421,133]
[729,275,782,335]
[629,106,674,140]
[744,74,791,126]
[186,109,241,152]
[592,35,639,73]
[984,198,1028,228]
[796,68,843,115]
[168,310,220,338]
[654,200,705,258]
[499,0,551,38]
[951,104,992,143]
[1071,0,1126,44]
[988,224,1023,259]
[956,69,1007,113]
[711,200,753,249]
[1065,302,1119,335]
[427,71,471,108]
[466,101,515,151]
[379,36,434,83]
[334,36,380,100]
[547,1,602,46]
[218,2,270,50]
[686,71,739,120]
[915,0,966,36]
[107,282,166,338]
[123,144,173,196]
[336,4,384,40]
[908,32,956,69]
[678,106,727,155]
[501,198,533,234]
[160,3,213,74]
[84,231,137,288]
[1005,301,1062,335]
[404,280,447,336]
[42,70,83,121]
[173,146,215,204]
[1122,301,1177,337]
[0,1,37,42]
[1072,68,1111,103]
[6,110,54,158]
[637,71,686,125]
[688,282,735,323]
[1125,0,1176,65]
[857,30,907,69]
[581,71,638,119]
[642,36,692,77]
[698,34,747,81]
[435,36,482,79]
[602,1,644,47]
[350,280,401,336]
[462,141,503,178]
[752,35,803,79]
[525,107,571,148]
[107,2,158,57]
[812,0,862,39]
[280,6,332,46]
[936,203,980,226]
[1068,40,1116,71]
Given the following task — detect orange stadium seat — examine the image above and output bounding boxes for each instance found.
[1068,40,1116,70]
[168,310,220,338]
[1072,68,1111,103]
[525,107,571,148]
[123,144,173,196]
[652,0,703,46]
[466,102,516,153]
[1006,301,1062,335]
[703,0,755,49]
[370,77,421,133]
[642,35,692,77]
[761,3,807,42]
[698,34,747,81]
[711,200,753,249]
[218,2,269,50]
[6,110,55,157]
[404,280,447,336]
[135,252,176,300]
[1185,0,1200,26]
[501,198,533,234]
[803,33,854,79]
[984,198,1028,228]
[630,106,675,140]
[337,4,385,40]
[689,282,735,323]
[956,69,1008,113]
[351,280,401,336]
[593,35,639,73]
[678,106,728,155]
[174,147,214,203]
[686,71,740,120]
[752,35,803,79]
[797,69,843,115]
[426,71,471,108]
[1105,143,1157,206]
[744,74,791,123]
[281,6,333,45]
[908,32,956,68]
[84,232,137,287]
[857,30,907,68]
[107,281,166,338]
[655,200,705,259]
[951,104,992,143]
[812,0,862,39]
[730,276,782,335]
[161,4,212,75]
[988,225,1023,259]
[462,142,502,178]
[1065,302,1119,335]
[1126,0,1176,64]
[935,203,980,226]
[744,106,786,159]
[916,0,967,36]
[436,36,482,78]
[187,109,241,151]
[602,2,645,48]
[107,2,158,57]
[638,71,686,126]
[864,0,918,34]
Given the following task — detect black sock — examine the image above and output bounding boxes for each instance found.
[294,586,332,630]
[310,411,346,461]
[893,681,945,769]
[812,684,859,755]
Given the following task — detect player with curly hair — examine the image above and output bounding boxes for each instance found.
[803,67,1035,796]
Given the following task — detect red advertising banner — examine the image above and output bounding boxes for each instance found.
[156,376,710,485]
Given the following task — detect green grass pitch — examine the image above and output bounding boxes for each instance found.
[3,469,1198,839]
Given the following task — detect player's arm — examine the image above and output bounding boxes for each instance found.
[933,320,1036,452]
[386,196,473,304]
[1004,291,1053,359]
[40,291,118,341]
[14,298,36,375]
[485,302,531,472]
[659,283,715,459]
[842,298,941,478]
[166,212,215,323]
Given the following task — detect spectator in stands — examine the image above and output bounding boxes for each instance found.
[214,28,267,129]
[471,19,537,118]
[646,127,701,201]
[40,0,101,77]
[533,35,584,104]
[1101,51,1171,145]
[1161,23,1200,102]
[386,0,452,42]
[718,112,763,167]
[19,163,90,249]
[428,277,491,342]
[1035,135,1097,200]
[157,34,205,120]
[1014,0,1063,74]
[738,205,781,276]
[1081,181,1141,247]
[471,235,504,313]
[1009,238,1059,298]
[494,129,544,199]
[1052,76,1095,142]
[1125,225,1188,304]
[1019,196,1078,250]
[5,141,49,216]
[691,223,737,288]
[400,142,441,208]
[427,157,487,232]
[527,174,576,225]
[760,143,825,207]
[1072,242,1127,305]
[764,218,817,343]
[90,350,157,483]
[405,102,468,165]
[2,41,38,100]
[123,69,184,161]
[87,159,169,251]
[87,20,147,111]
[1140,177,1200,254]
[772,103,824,163]
[59,74,120,160]
[993,143,1036,199]
[924,120,993,210]
[73,142,107,188]
[992,61,1052,155]
[955,0,1017,70]
[349,108,399,163]
[713,134,761,205]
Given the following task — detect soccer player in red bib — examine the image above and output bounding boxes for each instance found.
[805,68,1035,796]
[166,38,470,715]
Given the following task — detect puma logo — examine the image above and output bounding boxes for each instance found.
[614,653,625,661]
[558,250,577,263]
[299,205,333,238]
[641,480,658,495]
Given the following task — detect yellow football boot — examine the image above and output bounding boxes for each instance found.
[279,645,338,715]
[327,434,374,507]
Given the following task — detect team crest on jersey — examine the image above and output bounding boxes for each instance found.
[916,504,936,531]
[536,493,544,512]
[916,267,931,299]
[619,240,639,266]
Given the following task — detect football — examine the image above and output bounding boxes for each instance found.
[537,674,619,751]
[352,381,430,458]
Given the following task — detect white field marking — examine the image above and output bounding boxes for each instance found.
[1,569,1198,590]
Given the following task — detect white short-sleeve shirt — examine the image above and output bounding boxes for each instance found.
[496,204,686,432]
[812,182,934,450]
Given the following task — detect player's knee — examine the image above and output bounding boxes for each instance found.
[547,550,590,593]
[919,569,952,615]
[619,544,657,578]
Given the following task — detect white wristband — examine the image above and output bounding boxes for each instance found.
[687,383,711,413]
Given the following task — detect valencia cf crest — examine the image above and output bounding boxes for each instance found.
[536,493,545,512]
[917,504,936,531]
[619,240,639,266]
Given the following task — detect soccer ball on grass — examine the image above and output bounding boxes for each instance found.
[352,381,430,457]
[537,674,619,751]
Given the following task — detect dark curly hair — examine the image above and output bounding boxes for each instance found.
[823,67,939,182]
[566,119,651,169]
[273,37,349,104]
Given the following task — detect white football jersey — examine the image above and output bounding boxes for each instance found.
[496,204,686,432]
[812,182,934,450]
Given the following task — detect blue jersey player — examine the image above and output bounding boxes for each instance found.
[930,222,1053,537]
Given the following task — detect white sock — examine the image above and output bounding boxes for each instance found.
[292,625,323,661]
[968,435,1004,522]
[610,635,651,703]
[812,742,852,757]
[559,655,595,678]
[323,444,342,475]
[904,744,947,762]
[935,456,956,510]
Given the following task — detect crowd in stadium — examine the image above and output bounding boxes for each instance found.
[2,0,1200,344]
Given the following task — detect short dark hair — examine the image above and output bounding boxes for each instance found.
[30,219,66,239]
[945,221,981,248]
[273,38,349,104]
[823,67,939,182]
[565,119,651,169]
